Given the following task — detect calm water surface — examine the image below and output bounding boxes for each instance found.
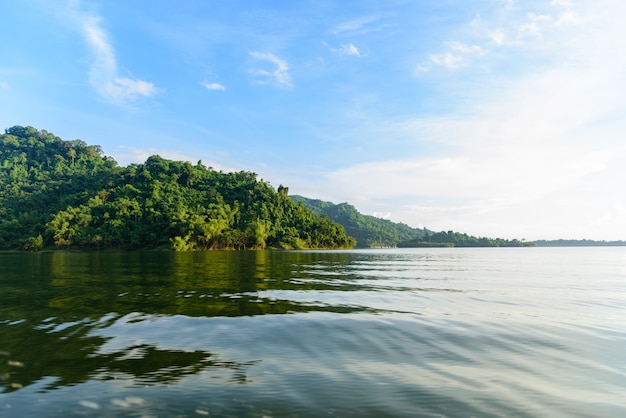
[1,248,625,417]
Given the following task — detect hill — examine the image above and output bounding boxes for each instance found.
[291,195,533,248]
[290,196,429,247]
[0,126,355,251]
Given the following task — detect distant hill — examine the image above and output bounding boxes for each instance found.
[291,195,534,248]
[290,195,429,248]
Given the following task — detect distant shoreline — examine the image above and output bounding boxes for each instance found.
[533,239,626,247]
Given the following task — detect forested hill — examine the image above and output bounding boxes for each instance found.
[290,195,430,247]
[0,126,355,251]
[291,195,533,248]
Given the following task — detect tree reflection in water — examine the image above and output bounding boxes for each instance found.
[0,250,370,394]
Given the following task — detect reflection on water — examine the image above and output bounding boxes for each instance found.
[1,248,626,417]
[0,251,365,395]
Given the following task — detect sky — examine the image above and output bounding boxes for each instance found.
[1,0,626,241]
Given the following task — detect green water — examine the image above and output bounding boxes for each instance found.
[1,248,625,417]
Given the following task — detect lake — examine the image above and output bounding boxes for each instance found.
[1,248,625,417]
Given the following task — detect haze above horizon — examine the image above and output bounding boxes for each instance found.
[2,0,625,241]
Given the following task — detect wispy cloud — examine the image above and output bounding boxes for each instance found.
[417,0,590,73]
[70,2,157,105]
[0,81,8,90]
[325,42,361,57]
[249,51,292,87]
[331,15,389,35]
[419,41,485,71]
[105,78,157,102]
[551,0,584,26]
[201,81,226,91]
[333,16,376,33]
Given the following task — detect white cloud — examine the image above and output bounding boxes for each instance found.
[424,41,484,70]
[550,0,585,26]
[0,82,8,90]
[331,16,384,35]
[419,0,595,72]
[337,43,361,57]
[324,42,361,57]
[317,108,620,239]
[249,51,292,87]
[488,29,506,45]
[448,41,484,55]
[428,52,465,70]
[201,81,226,91]
[309,2,626,240]
[105,78,157,102]
[71,3,157,104]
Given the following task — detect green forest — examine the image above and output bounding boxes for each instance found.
[0,126,355,251]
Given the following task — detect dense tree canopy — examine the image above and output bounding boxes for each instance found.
[0,126,355,251]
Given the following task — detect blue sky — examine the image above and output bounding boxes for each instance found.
[2,0,626,240]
